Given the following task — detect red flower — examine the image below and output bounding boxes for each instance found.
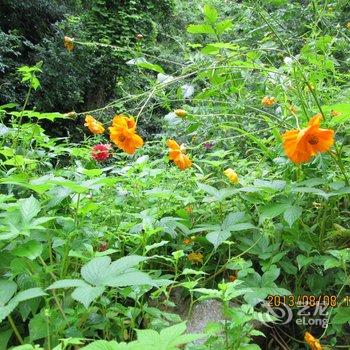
[91,144,111,161]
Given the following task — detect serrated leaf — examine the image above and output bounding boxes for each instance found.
[12,288,46,303]
[259,203,290,225]
[145,241,169,253]
[80,340,127,350]
[104,271,157,288]
[187,24,216,34]
[81,256,111,286]
[215,19,233,34]
[46,279,88,290]
[206,229,231,249]
[203,5,218,23]
[283,206,302,227]
[109,255,148,274]
[71,285,105,308]
[19,196,40,221]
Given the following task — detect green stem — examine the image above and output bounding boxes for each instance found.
[8,315,24,345]
[12,85,32,150]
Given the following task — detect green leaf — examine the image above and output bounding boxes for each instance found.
[145,241,169,253]
[0,280,17,304]
[215,19,233,34]
[296,255,313,270]
[80,340,127,350]
[104,271,157,288]
[71,285,105,308]
[261,266,280,286]
[181,268,207,276]
[81,256,112,286]
[222,211,246,229]
[187,24,216,34]
[0,329,12,350]
[291,187,329,198]
[18,195,40,221]
[203,5,218,23]
[333,307,350,324]
[259,203,290,225]
[46,279,88,290]
[12,288,46,303]
[29,313,47,341]
[206,229,231,249]
[109,255,149,274]
[322,103,350,125]
[13,240,43,260]
[230,223,256,231]
[136,62,164,73]
[283,206,302,227]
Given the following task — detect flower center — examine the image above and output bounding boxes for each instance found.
[308,136,319,145]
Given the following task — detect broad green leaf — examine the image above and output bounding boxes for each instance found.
[46,279,88,290]
[333,307,350,324]
[136,62,164,73]
[296,255,313,270]
[13,240,43,260]
[196,182,218,196]
[222,211,246,229]
[81,256,111,286]
[109,255,148,274]
[80,340,128,350]
[0,280,17,304]
[12,288,46,303]
[206,229,231,249]
[230,223,256,231]
[71,285,105,308]
[145,241,169,253]
[283,206,302,227]
[322,103,350,125]
[291,187,329,198]
[29,313,47,341]
[104,271,157,288]
[0,304,16,322]
[259,203,290,225]
[254,179,286,191]
[19,195,40,221]
[0,329,12,350]
[187,24,215,34]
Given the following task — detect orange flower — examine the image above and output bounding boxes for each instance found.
[183,236,196,245]
[188,252,203,264]
[64,36,74,52]
[261,96,276,107]
[304,332,322,350]
[84,115,105,134]
[228,274,237,282]
[167,139,192,170]
[185,206,193,214]
[109,115,144,154]
[282,114,334,164]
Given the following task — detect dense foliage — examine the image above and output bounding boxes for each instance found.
[0,1,350,349]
